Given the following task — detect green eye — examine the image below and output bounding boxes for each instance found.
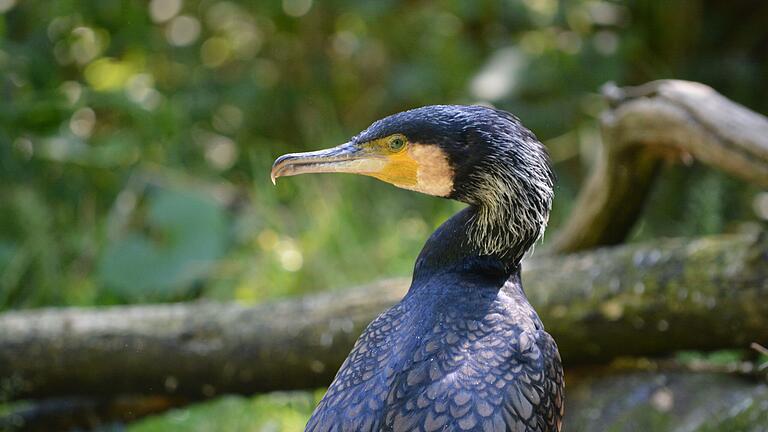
[388,136,406,151]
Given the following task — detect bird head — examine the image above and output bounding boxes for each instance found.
[271,105,554,257]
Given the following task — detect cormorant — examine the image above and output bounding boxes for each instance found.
[271,105,563,432]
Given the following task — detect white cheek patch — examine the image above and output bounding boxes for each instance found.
[409,144,454,197]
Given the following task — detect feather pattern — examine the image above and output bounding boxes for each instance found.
[306,274,564,432]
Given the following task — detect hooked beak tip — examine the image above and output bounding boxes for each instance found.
[270,153,292,185]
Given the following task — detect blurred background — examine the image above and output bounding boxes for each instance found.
[1,0,767,430]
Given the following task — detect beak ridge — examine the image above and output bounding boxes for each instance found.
[270,142,384,183]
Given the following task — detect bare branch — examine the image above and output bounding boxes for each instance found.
[551,80,768,253]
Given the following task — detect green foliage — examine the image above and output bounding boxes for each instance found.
[129,391,319,432]
[98,188,228,300]
[2,0,766,309]
[675,350,745,367]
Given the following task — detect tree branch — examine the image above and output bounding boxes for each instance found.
[1,232,766,401]
[563,369,768,431]
[550,80,768,254]
[0,396,190,432]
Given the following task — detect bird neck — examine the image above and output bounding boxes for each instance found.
[412,202,539,283]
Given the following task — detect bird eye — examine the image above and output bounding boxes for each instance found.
[388,136,406,152]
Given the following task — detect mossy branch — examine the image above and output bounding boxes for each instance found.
[1,232,766,401]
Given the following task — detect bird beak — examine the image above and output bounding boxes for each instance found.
[270,142,386,185]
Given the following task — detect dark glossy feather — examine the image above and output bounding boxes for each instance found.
[306,272,563,432]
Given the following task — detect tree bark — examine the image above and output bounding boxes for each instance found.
[563,369,768,432]
[0,396,190,432]
[1,232,766,401]
[550,80,768,254]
